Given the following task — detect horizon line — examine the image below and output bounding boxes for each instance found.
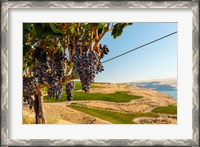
[94,77,177,84]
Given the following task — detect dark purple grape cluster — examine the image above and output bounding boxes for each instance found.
[30,47,66,100]
[32,47,47,63]
[100,44,109,59]
[23,76,37,109]
[75,41,89,56]
[66,81,75,101]
[46,52,66,99]
[96,61,104,73]
[50,52,66,78]
[73,42,107,92]
[32,47,49,84]
[48,83,63,100]
[73,51,97,92]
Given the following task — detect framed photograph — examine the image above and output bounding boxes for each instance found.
[1,1,199,146]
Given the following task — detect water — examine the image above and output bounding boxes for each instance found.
[159,90,177,99]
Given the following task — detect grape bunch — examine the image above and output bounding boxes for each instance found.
[99,44,109,59]
[96,44,109,73]
[32,47,47,63]
[75,41,89,56]
[23,76,36,109]
[66,81,75,101]
[32,47,49,84]
[48,83,63,100]
[73,45,105,92]
[96,61,104,73]
[46,52,66,99]
[50,52,66,78]
[31,47,66,100]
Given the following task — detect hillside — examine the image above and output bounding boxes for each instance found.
[23,82,177,124]
[129,78,177,91]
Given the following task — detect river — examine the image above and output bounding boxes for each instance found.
[158,90,177,99]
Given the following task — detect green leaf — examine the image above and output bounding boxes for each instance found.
[35,23,45,36]
[98,26,106,36]
[97,23,106,29]
[69,26,76,35]
[23,67,26,72]
[111,23,133,39]
[23,45,32,56]
[123,23,133,29]
[27,60,33,67]
[49,23,63,34]
[23,23,32,30]
[42,23,49,28]
[42,27,55,38]
[57,41,61,48]
[111,23,124,39]
[57,46,65,55]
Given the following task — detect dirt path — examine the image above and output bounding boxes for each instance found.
[57,119,74,124]
[133,115,177,124]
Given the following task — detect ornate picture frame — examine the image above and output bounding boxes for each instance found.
[1,1,199,146]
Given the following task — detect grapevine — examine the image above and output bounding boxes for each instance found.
[23,23,132,124]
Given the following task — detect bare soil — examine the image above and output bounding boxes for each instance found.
[23,103,111,124]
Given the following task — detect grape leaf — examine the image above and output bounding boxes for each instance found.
[27,60,33,67]
[23,23,32,30]
[35,23,45,36]
[69,26,76,35]
[111,23,133,39]
[23,45,32,56]
[49,23,63,34]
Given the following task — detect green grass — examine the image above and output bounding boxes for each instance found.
[74,81,104,91]
[68,104,159,124]
[73,91,142,102]
[44,91,142,103]
[74,81,82,91]
[44,94,66,102]
[92,82,111,84]
[152,105,177,115]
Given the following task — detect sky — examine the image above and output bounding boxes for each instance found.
[94,22,177,83]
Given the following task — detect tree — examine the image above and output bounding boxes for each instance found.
[23,23,132,124]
